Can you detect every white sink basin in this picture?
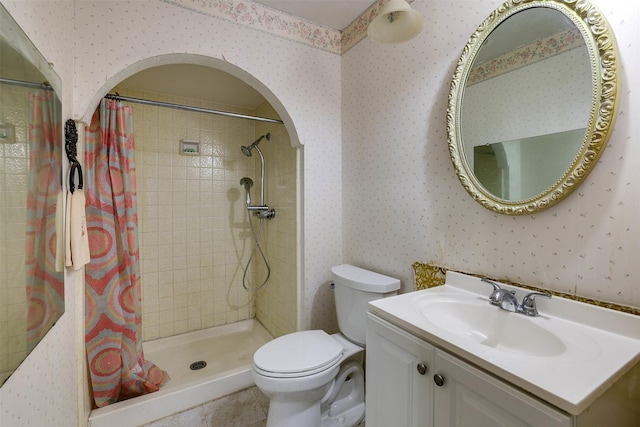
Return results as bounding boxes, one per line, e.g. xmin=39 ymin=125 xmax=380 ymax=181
xmin=413 ymin=293 xmax=565 ymax=357
xmin=368 ymin=271 xmax=640 ymax=415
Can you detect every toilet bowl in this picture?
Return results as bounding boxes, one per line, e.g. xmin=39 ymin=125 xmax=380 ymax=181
xmin=254 ymin=331 xmax=365 ymax=427
xmin=252 ymin=265 xmax=400 ymax=427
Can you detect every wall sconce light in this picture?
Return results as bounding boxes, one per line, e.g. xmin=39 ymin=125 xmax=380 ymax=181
xmin=367 ymin=0 xmax=424 ymax=44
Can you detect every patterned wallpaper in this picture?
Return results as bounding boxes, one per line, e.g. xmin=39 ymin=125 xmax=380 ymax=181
xmin=163 ymin=0 xmax=341 ymax=53
xmin=462 ymin=46 xmax=592 ymax=151
xmin=3 ymin=0 xmax=342 ymax=424
xmin=0 ymin=1 xmax=80 ymax=426
xmin=70 ymin=0 xmax=343 ymax=338
xmin=2 ymin=0 xmax=639 ymax=425
xmin=162 ymin=0 xmax=386 ymax=54
xmin=467 ymin=27 xmax=584 ymax=85
xmin=342 ymin=0 xmax=640 ymax=310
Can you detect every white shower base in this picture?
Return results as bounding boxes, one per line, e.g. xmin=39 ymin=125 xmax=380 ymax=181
xmin=88 ymin=319 xmax=272 ymax=427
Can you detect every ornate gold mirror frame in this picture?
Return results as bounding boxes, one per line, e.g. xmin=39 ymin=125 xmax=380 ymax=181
xmin=447 ymin=0 xmax=620 ymax=215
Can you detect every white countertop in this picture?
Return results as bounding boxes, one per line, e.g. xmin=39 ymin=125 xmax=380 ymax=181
xmin=368 ymin=271 xmax=640 ymax=415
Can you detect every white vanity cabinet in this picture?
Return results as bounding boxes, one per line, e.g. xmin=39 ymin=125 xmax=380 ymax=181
xmin=365 ymin=312 xmax=434 ymax=426
xmin=366 ymin=314 xmax=571 ymax=427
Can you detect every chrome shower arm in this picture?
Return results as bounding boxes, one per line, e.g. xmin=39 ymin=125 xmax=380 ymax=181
xmin=254 ymin=145 xmax=265 ymax=206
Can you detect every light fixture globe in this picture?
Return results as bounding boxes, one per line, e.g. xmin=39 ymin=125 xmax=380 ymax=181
xmin=367 ymin=0 xmax=424 ymax=44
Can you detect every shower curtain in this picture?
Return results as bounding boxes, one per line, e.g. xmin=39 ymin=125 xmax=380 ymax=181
xmin=84 ymin=98 xmax=169 ymax=407
xmin=25 ymin=90 xmax=64 ymax=352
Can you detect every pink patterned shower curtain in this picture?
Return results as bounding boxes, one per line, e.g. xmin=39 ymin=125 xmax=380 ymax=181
xmin=84 ymin=98 xmax=169 ymax=407
xmin=25 ymin=90 xmax=64 ymax=353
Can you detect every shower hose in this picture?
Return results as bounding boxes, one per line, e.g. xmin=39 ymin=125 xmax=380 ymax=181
xmin=242 ymin=214 xmax=271 ymax=292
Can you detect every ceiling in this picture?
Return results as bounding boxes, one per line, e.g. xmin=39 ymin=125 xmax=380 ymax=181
xmin=117 ymin=64 xmax=267 ymax=110
xmin=118 ymin=1 xmax=375 ymax=109
xmin=253 ymin=0 xmax=374 ymax=30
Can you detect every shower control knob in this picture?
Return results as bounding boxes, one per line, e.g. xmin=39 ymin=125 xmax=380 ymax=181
xmin=434 ymin=374 xmax=445 ymax=387
xmin=417 ymin=363 xmax=428 ymax=375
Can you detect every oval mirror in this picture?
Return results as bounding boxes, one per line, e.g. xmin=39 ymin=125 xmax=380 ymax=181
xmin=447 ymin=0 xmax=620 ymax=215
xmin=1 ymin=4 xmax=64 ymax=385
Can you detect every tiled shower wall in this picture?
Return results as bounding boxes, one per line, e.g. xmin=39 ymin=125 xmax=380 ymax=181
xmin=254 ymin=102 xmax=297 ymax=337
xmin=0 ymin=41 xmax=55 ymax=379
xmin=115 ymin=86 xmax=296 ymax=341
xmin=0 ymin=82 xmax=29 ymax=381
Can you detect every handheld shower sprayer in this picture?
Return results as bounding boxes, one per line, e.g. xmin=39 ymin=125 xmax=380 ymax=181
xmin=240 ymin=177 xmax=253 ymax=206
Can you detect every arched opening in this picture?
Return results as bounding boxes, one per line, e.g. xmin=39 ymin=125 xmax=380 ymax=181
xmin=84 ymin=55 xmax=300 ymax=420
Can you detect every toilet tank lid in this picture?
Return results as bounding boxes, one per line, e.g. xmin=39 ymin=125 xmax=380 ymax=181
xmin=331 ymin=264 xmax=400 ymax=292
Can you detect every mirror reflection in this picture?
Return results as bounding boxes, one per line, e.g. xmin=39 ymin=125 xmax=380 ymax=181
xmin=0 ymin=4 xmax=64 ymax=385
xmin=460 ymin=7 xmax=592 ymax=201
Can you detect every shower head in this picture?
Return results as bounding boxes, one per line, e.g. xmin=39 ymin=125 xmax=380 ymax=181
xmin=241 ymin=145 xmax=252 ymax=157
xmin=241 ymin=133 xmax=271 ymax=157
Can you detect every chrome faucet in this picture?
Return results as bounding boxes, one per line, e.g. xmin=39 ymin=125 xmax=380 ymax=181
xmin=520 ymin=292 xmax=552 ymax=317
xmin=481 ymin=278 xmax=551 ymax=317
xmin=481 ymin=278 xmax=515 ymax=308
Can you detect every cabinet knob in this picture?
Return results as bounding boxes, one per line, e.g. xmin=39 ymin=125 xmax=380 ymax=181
xmin=416 ymin=363 xmax=428 ymax=375
xmin=434 ymin=374 xmax=445 ymax=386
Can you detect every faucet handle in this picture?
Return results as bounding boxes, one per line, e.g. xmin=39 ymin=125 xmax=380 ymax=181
xmin=481 ymin=278 xmax=501 ymax=292
xmin=521 ymin=292 xmax=552 ymax=316
xmin=481 ymin=279 xmax=515 ymax=307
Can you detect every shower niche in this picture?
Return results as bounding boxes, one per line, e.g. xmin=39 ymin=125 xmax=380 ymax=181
xmin=179 ymin=139 xmax=200 ymax=155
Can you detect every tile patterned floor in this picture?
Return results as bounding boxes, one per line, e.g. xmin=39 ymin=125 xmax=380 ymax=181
xmin=141 ymin=387 xmax=269 ymax=427
xmin=141 ymin=386 xmax=366 ymax=427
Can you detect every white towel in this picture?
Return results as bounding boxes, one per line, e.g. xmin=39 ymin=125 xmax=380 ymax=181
xmin=70 ymin=188 xmax=90 ymax=269
xmin=54 ymin=190 xmax=65 ymax=272
xmin=65 ymin=190 xmax=72 ymax=268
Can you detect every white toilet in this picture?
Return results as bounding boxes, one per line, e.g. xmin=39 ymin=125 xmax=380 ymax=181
xmin=252 ymin=264 xmax=400 ymax=427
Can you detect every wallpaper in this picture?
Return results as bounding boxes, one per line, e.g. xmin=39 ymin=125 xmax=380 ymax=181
xmin=0 ymin=1 xmax=80 ymax=426
xmin=162 ymin=0 xmax=342 ymax=54
xmin=1 ymin=0 xmax=638 ymax=425
xmin=467 ymin=27 xmax=585 ymax=85
xmin=70 ymin=0 xmax=342 ymax=340
xmin=462 ymin=46 xmax=592 ymax=152
xmin=342 ymin=0 xmax=639 ymax=309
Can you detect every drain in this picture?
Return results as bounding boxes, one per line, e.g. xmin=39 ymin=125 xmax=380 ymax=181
xmin=190 ymin=360 xmax=207 ymax=370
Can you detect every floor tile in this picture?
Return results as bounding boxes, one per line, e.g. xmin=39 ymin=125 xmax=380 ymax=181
xmin=202 ymin=387 xmax=267 ymax=427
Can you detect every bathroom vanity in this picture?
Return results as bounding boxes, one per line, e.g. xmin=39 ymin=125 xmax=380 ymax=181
xmin=365 ymin=272 xmax=640 ymax=426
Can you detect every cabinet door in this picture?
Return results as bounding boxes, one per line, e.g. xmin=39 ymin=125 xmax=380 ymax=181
xmin=366 ymin=314 xmax=434 ymax=427
xmin=433 ymin=350 xmax=571 ymax=427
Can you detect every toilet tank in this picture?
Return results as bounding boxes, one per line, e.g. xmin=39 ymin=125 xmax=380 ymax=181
xmin=331 ymin=264 xmax=400 ymax=346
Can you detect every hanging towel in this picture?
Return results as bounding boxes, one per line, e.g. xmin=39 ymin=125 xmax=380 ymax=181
xmin=54 ymin=190 xmax=65 ymax=272
xmin=65 ymin=189 xmax=72 ymax=268
xmin=70 ymin=188 xmax=90 ymax=269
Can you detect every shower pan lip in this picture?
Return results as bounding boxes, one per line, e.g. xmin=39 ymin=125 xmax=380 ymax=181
xmin=88 ymin=319 xmax=273 ymax=427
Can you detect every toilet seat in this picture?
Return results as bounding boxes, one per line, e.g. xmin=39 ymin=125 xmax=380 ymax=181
xmin=254 ymin=330 xmax=344 ymax=378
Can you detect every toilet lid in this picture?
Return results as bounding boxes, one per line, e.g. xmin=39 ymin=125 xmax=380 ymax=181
xmin=253 ymin=330 xmax=344 ymax=377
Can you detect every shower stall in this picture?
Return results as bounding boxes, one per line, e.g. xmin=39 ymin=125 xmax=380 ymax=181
xmin=89 ymin=76 xmax=299 ymax=424
xmin=113 ymin=88 xmax=298 ymax=342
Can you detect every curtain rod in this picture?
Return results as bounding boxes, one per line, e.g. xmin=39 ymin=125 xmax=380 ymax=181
xmin=104 ymin=93 xmax=284 ymax=125
xmin=0 ymin=77 xmax=53 ymax=91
